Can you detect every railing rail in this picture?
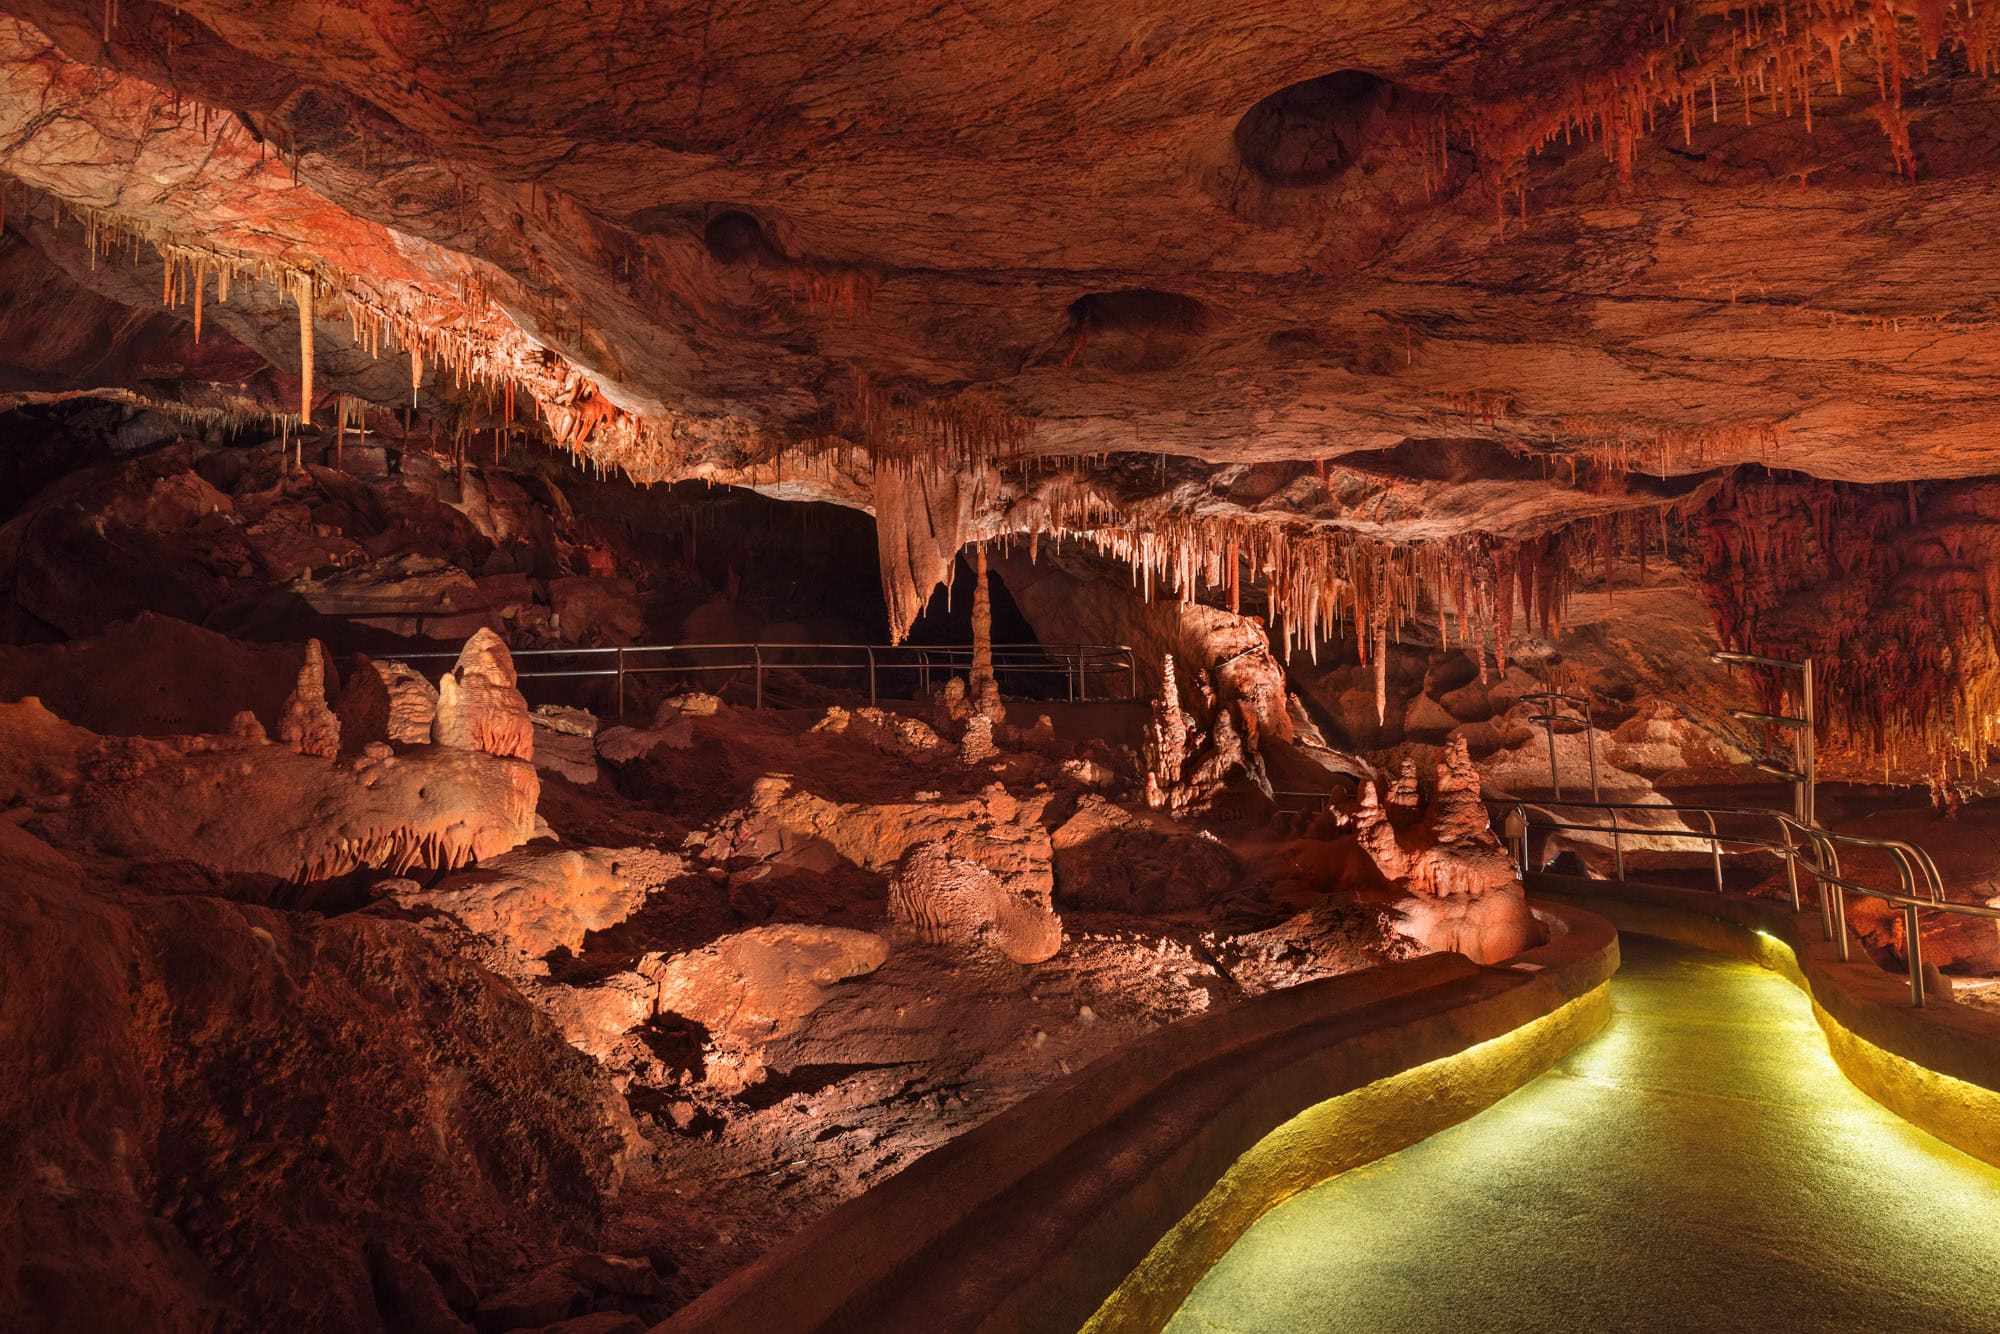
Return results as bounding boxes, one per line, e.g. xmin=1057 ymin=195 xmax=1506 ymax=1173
xmin=1494 ymin=794 xmax=1998 ymax=1009
xmin=391 ymin=640 xmax=1139 ymax=713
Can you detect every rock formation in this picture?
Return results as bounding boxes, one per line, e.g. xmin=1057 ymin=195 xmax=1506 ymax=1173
xmin=337 ymin=655 xmax=442 ymax=747
xmin=0 ymin=822 xmax=629 ymax=1332
xmin=1142 ymin=653 xmax=1274 ymax=816
xmin=434 ymin=628 xmax=535 ymax=763
xmin=1 ymin=691 xmax=539 ymax=885
xmin=396 ymin=845 xmax=675 ymax=965
xmin=277 ymin=637 xmax=341 ymax=758
xmin=1355 ymin=736 xmax=1538 ymax=964
xmin=1050 ymin=795 xmax=1239 ymax=914
xmin=639 ymin=925 xmax=891 ymax=1092
xmin=14 ymin=1 xmax=2000 ymax=1322
xmin=886 ymin=839 xmax=1064 ymax=964
xmin=531 ymin=705 xmax=603 ymax=785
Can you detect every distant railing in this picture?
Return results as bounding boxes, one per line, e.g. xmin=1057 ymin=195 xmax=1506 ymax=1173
xmin=393 ymin=640 xmax=1139 ymax=714
xmin=1498 ymin=795 xmax=2000 ymax=1009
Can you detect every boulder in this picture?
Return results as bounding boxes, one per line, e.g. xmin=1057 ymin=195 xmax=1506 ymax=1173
xmin=706 ymin=778 xmax=1055 ymax=908
xmin=546 ymin=576 xmax=644 ymax=646
xmin=638 ymin=924 xmax=889 ymax=1090
xmin=533 ymin=729 xmax=600 ymax=785
xmin=395 ymin=846 xmax=678 ymax=965
xmin=886 ymin=840 xmax=1064 ymax=964
xmin=594 ymin=702 xmax=694 ymax=765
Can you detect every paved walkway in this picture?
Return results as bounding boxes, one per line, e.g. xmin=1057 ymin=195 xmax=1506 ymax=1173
xmin=1168 ymin=937 xmax=2000 ymax=1333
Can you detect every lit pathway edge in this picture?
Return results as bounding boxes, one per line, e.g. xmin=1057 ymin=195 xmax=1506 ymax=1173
xmin=1528 ymin=872 xmax=2000 ymax=1169
xmin=658 ymin=903 xmax=1618 ymax=1334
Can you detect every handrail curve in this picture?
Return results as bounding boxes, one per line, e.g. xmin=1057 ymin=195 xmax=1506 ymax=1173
xmin=1493 ymin=794 xmax=1997 ymax=1009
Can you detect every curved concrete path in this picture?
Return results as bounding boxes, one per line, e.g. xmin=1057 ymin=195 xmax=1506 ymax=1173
xmin=1168 ymin=937 xmax=2000 ymax=1333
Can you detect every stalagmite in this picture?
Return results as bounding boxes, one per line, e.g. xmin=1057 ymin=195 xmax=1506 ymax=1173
xmin=278 ymin=640 xmax=341 ymax=759
xmin=969 ymin=542 xmax=995 ymax=704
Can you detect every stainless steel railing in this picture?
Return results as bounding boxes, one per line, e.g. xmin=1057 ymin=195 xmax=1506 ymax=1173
xmin=392 ymin=640 xmax=1139 ymax=714
xmin=1495 ymin=795 xmax=2000 ymax=1008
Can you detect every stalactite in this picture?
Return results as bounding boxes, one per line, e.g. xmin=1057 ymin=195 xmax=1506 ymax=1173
xmin=1464 ymin=0 xmax=2000 ymax=198
xmin=16 ymin=183 xmax=714 ymax=486
xmin=1691 ymin=469 xmax=2000 ymax=786
xmin=1015 ymin=474 xmax=1590 ymax=677
xmin=293 ymin=270 xmax=315 ymax=430
xmin=841 ymin=373 xmax=1034 ymax=471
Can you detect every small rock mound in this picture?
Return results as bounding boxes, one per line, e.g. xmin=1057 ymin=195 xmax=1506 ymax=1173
xmin=887 ymin=840 xmax=1063 ymax=964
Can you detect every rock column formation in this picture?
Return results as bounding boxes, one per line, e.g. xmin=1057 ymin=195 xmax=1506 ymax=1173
xmin=1356 ymin=737 xmax=1537 ymax=964
xmin=433 ymin=628 xmax=535 ymax=762
xmin=277 ymin=639 xmax=341 ymax=758
xmin=970 ymin=543 xmax=1006 ymax=723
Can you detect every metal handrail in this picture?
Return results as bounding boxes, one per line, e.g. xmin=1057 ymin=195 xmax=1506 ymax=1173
xmin=1521 ymin=688 xmax=1599 ymax=801
xmin=1493 ymin=794 xmax=1985 ymax=1008
xmin=391 ymin=640 xmax=1140 ymax=713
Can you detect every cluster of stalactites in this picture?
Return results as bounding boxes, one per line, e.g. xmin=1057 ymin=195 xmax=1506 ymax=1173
xmin=31 ymin=188 xmax=702 ymax=482
xmin=1451 ymin=0 xmax=2000 ymax=223
xmin=1004 ymin=479 xmax=1589 ymax=716
xmin=843 ymin=374 xmax=1035 ymax=474
xmin=1691 ymin=472 xmax=2000 ymax=785
xmin=1556 ymin=415 xmax=1786 ymax=478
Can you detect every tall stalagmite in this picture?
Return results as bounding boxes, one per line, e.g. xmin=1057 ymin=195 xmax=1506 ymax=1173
xmin=970 ymin=543 xmax=994 ymax=701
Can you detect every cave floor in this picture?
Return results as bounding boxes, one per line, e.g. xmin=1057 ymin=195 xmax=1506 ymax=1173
xmin=1167 ymin=936 xmax=2000 ymax=1333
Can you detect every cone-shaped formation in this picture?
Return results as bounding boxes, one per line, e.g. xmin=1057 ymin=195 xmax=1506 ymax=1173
xmin=277 ymin=639 xmax=340 ymax=759
xmin=432 ymin=629 xmax=534 ymax=762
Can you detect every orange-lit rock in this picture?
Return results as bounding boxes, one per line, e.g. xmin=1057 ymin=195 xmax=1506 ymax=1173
xmin=434 ymin=628 xmax=535 ymax=763
xmin=886 ymin=839 xmax=1063 ymax=964
xmin=277 ymin=638 xmax=342 ymax=757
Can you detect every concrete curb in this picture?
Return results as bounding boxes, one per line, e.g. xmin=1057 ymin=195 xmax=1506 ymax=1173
xmin=660 ymin=900 xmax=1620 ymax=1334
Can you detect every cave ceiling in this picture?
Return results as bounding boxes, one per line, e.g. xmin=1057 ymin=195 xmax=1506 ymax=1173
xmin=4 ymin=0 xmax=2000 ymax=546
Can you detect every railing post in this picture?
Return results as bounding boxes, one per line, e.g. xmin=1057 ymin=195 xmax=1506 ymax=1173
xmin=1069 ymin=647 xmax=1079 ymax=703
xmin=1802 ymin=658 xmax=1817 ymax=829
xmin=1128 ymin=650 xmax=1136 ymax=701
xmin=1514 ymin=804 xmax=1530 ymax=879
xmin=1905 ymin=903 xmax=1926 ymax=1008
xmin=754 ymin=645 xmax=763 ymax=710
xmin=1545 ymin=719 xmax=1562 ymax=800
xmin=867 ymin=646 xmax=877 ymax=708
xmin=1704 ymin=809 xmax=1724 ymax=893
xmin=1584 ymin=714 xmax=1600 ymax=802
xmin=1832 ymin=885 xmax=1851 ymax=961
xmin=1813 ymin=833 xmax=1842 ymax=941
xmin=1780 ymin=821 xmax=1800 ymax=913
xmin=1609 ymin=807 xmax=1624 ymax=881
xmin=615 ymin=646 xmax=626 ymax=719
